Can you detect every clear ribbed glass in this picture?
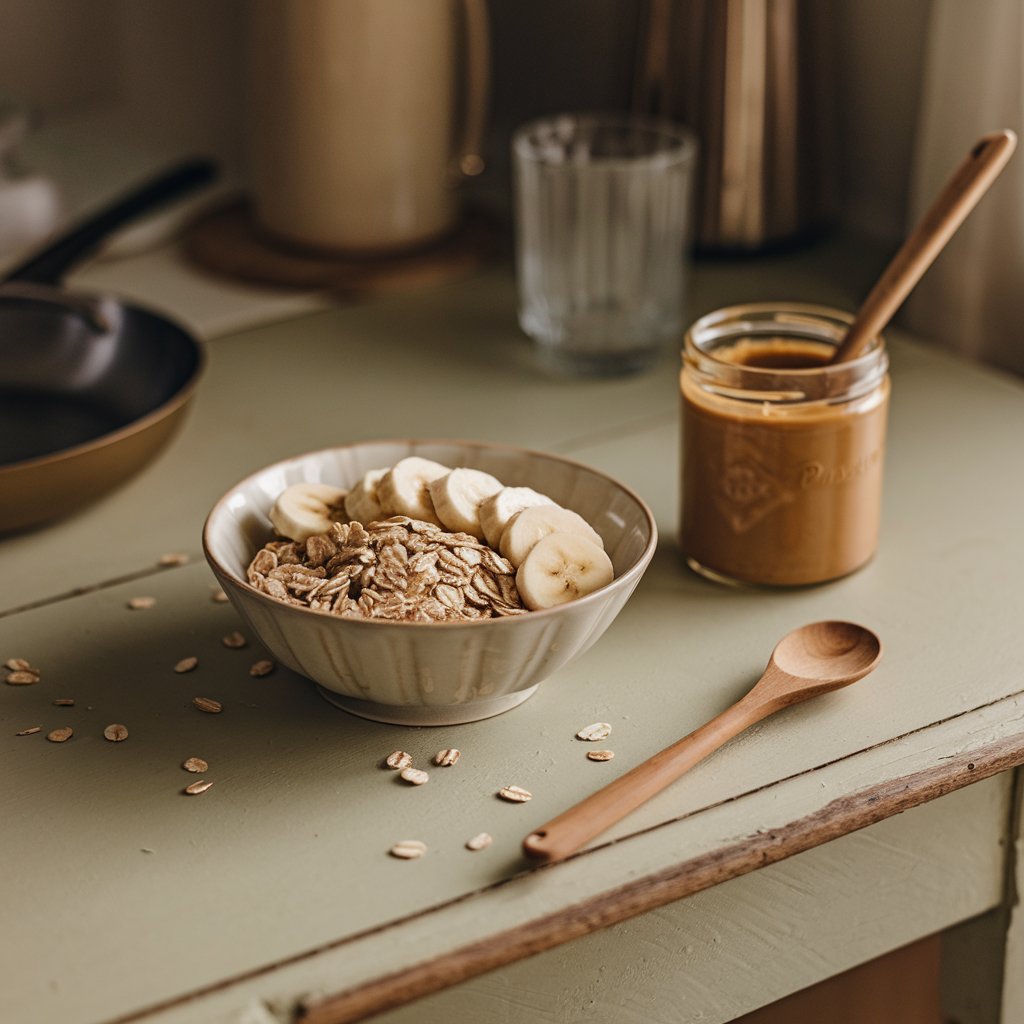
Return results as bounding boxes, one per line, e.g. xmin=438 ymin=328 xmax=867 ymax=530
xmin=513 ymin=115 xmax=698 ymax=376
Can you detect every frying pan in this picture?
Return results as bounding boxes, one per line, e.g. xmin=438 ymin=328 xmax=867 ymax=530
xmin=0 ymin=159 xmax=214 ymax=533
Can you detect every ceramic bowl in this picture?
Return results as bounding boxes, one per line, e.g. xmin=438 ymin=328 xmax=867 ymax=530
xmin=203 ymin=440 xmax=657 ymax=726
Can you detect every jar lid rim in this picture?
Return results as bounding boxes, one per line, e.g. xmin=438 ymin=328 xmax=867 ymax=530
xmin=684 ymin=302 xmax=886 ymax=375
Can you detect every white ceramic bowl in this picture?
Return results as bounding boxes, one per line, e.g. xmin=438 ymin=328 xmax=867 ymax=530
xmin=203 ymin=440 xmax=657 ymax=726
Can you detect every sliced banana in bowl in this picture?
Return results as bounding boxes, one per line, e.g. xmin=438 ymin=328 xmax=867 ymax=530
xmin=269 ymin=482 xmax=348 ymax=543
xmin=516 ymin=534 xmax=615 ymax=610
xmin=428 ymin=467 xmax=503 ymax=539
xmin=377 ymin=456 xmax=450 ymax=525
xmin=344 ymin=467 xmax=388 ymax=525
xmin=479 ymin=486 xmax=556 ymax=549
xmin=499 ymin=504 xmax=605 ymax=568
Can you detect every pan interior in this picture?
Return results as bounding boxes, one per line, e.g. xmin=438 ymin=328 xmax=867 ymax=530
xmin=0 ymin=303 xmax=200 ymax=466
xmin=0 ymin=390 xmax=127 ymax=463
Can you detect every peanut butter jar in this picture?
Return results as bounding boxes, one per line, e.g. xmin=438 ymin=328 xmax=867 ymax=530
xmin=680 ymin=303 xmax=890 ymax=586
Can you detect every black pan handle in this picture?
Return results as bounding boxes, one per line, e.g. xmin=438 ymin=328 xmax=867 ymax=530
xmin=3 ymin=157 xmax=216 ymax=286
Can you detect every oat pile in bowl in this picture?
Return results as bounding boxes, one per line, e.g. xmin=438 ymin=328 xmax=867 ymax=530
xmin=248 ymin=517 xmax=524 ymax=623
xmin=246 ymin=455 xmax=614 ymax=619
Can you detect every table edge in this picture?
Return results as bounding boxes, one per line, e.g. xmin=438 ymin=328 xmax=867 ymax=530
xmin=106 ymin=690 xmax=1024 ymax=1024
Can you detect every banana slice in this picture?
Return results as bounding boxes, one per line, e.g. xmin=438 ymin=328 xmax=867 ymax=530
xmin=270 ymin=482 xmax=348 ymax=542
xmin=428 ymin=468 xmax=503 ymax=539
xmin=376 ymin=456 xmax=451 ymax=525
xmin=344 ymin=467 xmax=388 ymax=524
xmin=516 ymin=533 xmax=614 ymax=610
xmin=479 ymin=487 xmax=556 ymax=549
xmin=499 ymin=505 xmax=604 ymax=568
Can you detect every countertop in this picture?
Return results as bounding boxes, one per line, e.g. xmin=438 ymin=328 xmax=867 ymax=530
xmin=3 ymin=234 xmax=1024 ymax=1024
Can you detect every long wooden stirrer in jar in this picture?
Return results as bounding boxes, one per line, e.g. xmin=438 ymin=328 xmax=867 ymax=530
xmin=831 ymin=129 xmax=1016 ymax=365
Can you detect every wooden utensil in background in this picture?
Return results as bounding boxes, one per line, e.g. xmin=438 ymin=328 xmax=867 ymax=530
xmin=522 ymin=621 xmax=882 ymax=864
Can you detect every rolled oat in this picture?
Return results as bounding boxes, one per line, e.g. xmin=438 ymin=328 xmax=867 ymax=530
xmin=576 ymin=722 xmax=612 ymax=742
xmin=6 ymin=670 xmax=39 ymax=685
xmin=390 ymin=840 xmax=427 ymax=859
xmin=400 ymin=767 xmax=429 ymax=786
xmin=498 ymin=785 xmax=532 ymax=803
xmin=465 ymin=832 xmax=493 ymax=851
xmin=158 ymin=553 xmax=189 ymax=567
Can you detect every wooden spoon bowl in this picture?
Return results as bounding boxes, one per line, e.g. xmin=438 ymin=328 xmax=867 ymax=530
xmin=771 ymin=620 xmax=882 ymax=689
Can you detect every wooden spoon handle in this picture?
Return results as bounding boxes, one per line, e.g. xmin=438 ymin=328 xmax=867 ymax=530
xmin=832 ymin=130 xmax=1016 ymax=364
xmin=522 ymin=693 xmax=774 ymax=864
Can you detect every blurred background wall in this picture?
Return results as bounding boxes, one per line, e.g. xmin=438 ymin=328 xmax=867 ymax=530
xmin=0 ymin=0 xmax=929 ymax=244
xmin=2 ymin=0 xmax=1019 ymax=373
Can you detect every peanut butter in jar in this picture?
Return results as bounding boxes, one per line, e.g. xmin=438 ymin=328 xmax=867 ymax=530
xmin=680 ymin=304 xmax=890 ymax=586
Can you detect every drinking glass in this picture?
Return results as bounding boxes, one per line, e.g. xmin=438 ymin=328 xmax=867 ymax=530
xmin=513 ymin=114 xmax=697 ymax=376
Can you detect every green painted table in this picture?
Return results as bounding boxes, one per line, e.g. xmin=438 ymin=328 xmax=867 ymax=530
xmin=3 ymin=238 xmax=1023 ymax=1024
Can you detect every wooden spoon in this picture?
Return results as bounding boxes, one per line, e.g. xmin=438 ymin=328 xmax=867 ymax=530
xmin=831 ymin=129 xmax=1016 ymax=364
xmin=522 ymin=621 xmax=882 ymax=864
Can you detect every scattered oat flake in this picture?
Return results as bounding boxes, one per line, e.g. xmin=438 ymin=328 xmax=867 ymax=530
xmin=5 ymin=657 xmax=33 ymax=671
xmin=576 ymin=722 xmax=612 ymax=742
xmin=210 ymin=588 xmax=229 ymax=603
xmin=183 ymin=757 xmax=209 ymax=773
xmin=104 ymin=723 xmax=129 ymax=742
xmin=184 ymin=780 xmax=214 ymax=795
xmin=52 ymin=698 xmax=75 ymax=706
xmin=174 ymin=657 xmax=199 ymax=673
xmin=400 ymin=767 xmax=429 ymax=786
xmin=221 ymin=631 xmax=247 ymax=649
xmin=193 ymin=697 xmax=222 ymax=714
xmin=5 ymin=670 xmax=39 ymax=685
xmin=587 ymin=750 xmax=615 ymax=762
xmin=158 ymin=552 xmax=189 ymax=567
xmin=47 ymin=727 xmax=73 ymax=743
xmin=16 ymin=726 xmax=41 ymax=736
xmin=466 ymin=832 xmax=493 ymax=851
xmin=385 ymin=750 xmax=413 ymax=770
xmin=249 ymin=659 xmax=275 ymax=677
xmin=127 ymin=596 xmax=156 ymax=610
xmin=390 ymin=840 xmax=427 ymax=860
xmin=434 ymin=748 xmax=461 ymax=767
xmin=498 ymin=785 xmax=532 ymax=803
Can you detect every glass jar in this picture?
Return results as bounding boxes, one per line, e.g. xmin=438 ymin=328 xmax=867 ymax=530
xmin=680 ymin=303 xmax=890 ymax=586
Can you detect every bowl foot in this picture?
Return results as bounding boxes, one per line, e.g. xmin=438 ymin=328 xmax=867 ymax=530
xmin=315 ymin=685 xmax=539 ymax=726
